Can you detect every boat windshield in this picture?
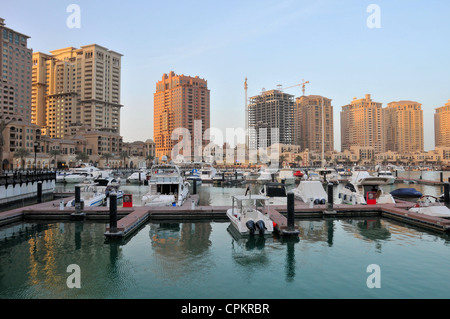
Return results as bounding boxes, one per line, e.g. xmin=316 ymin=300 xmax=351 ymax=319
xmin=265 ymin=185 xmax=286 ymax=197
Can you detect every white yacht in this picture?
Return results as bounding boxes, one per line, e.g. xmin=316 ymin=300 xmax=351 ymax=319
xmin=199 ymin=163 xmax=217 ymax=183
xmin=226 ymin=194 xmax=274 ymax=237
xmin=256 ymin=169 xmax=273 ymax=183
xmin=374 ymin=169 xmax=396 ymax=185
xmin=276 ymin=168 xmax=296 ymax=185
xmin=186 ymin=168 xmax=202 ymax=185
xmin=338 ymin=170 xmax=395 ymax=205
xmin=292 ymin=181 xmax=327 ymax=204
xmin=408 ymin=195 xmax=450 ymax=217
xmin=66 ymin=182 xmax=106 ymax=207
xmin=141 ymin=164 xmax=190 ymax=207
xmin=315 ymin=168 xmax=340 ymax=185
xmin=127 ymin=170 xmax=147 ymax=184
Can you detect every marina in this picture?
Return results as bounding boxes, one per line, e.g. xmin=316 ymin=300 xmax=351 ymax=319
xmin=1 ymin=167 xmax=450 ymax=299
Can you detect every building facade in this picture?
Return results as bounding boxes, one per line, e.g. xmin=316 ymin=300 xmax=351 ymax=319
xmin=153 ymin=71 xmax=210 ymax=161
xmin=0 ymin=18 xmax=33 ymax=123
xmin=31 ymin=44 xmax=123 ymax=138
xmin=294 ymin=95 xmax=334 ymax=152
xmin=435 ymin=100 xmax=450 ymax=148
xmin=340 ymin=94 xmax=383 ymax=153
xmin=248 ymin=89 xmax=294 ymax=149
xmin=383 ymin=100 xmax=423 ymax=153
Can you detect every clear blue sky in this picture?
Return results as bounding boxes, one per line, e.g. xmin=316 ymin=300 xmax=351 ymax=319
xmin=3 ymin=0 xmax=450 ymax=151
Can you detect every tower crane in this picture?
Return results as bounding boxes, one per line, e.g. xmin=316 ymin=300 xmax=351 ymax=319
xmin=277 ymin=79 xmax=310 ymax=96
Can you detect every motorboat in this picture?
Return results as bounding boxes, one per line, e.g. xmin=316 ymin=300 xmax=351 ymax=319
xmin=199 ymin=163 xmax=217 ymax=183
xmin=256 ymin=169 xmax=273 ymax=183
xmin=127 ymin=170 xmax=147 ymax=184
xmin=304 ymin=171 xmax=321 ymax=182
xmin=186 ymin=168 xmax=202 ymax=185
xmin=338 ymin=170 xmax=395 ymax=205
xmin=374 ymin=168 xmax=396 ymax=185
xmin=259 ymin=182 xmax=287 ymax=205
xmin=141 ymin=164 xmax=190 ymax=207
xmin=62 ymin=172 xmax=87 ymax=184
xmin=390 ymin=188 xmax=422 ymax=200
xmin=315 ymin=168 xmax=340 ymax=185
xmin=277 ymin=168 xmax=295 ymax=185
xmin=66 ymin=182 xmax=106 ymax=207
xmin=292 ymin=180 xmax=327 ymax=204
xmin=226 ymin=193 xmax=274 ymax=237
xmin=293 ymin=170 xmax=304 ymax=178
xmin=408 ymin=195 xmax=450 ymax=218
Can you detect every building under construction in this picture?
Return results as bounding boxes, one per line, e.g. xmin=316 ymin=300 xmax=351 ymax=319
xmin=248 ymin=89 xmax=294 ymax=149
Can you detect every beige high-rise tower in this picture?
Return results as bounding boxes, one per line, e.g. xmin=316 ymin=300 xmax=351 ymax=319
xmin=32 ymin=44 xmax=123 ymax=138
xmin=0 ymin=18 xmax=33 ymax=123
xmin=294 ymin=95 xmax=334 ymax=152
xmin=153 ymin=71 xmax=210 ymax=161
xmin=384 ymin=101 xmax=424 ymax=153
xmin=340 ymin=94 xmax=383 ymax=153
xmin=435 ymin=100 xmax=450 ymax=148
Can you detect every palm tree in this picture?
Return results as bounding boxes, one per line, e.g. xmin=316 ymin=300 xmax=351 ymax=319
xmin=101 ymin=153 xmax=113 ymax=168
xmin=75 ymin=152 xmax=90 ymax=163
xmin=295 ymin=155 xmax=302 ymax=167
xmin=145 ymin=154 xmax=154 ymax=168
xmin=49 ymin=149 xmax=61 ymax=169
xmin=14 ymin=148 xmax=30 ymax=170
xmin=0 ymin=117 xmax=14 ymax=175
xmin=120 ymin=151 xmax=129 ymax=168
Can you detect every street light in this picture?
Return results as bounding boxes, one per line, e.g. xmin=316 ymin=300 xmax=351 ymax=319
xmin=34 ymin=141 xmax=39 ymax=173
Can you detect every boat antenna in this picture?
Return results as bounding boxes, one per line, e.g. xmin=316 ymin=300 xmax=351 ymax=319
xmin=245 ymin=185 xmax=250 ymax=197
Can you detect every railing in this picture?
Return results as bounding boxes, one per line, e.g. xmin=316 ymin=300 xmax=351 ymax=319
xmin=0 ymin=170 xmax=57 ymax=188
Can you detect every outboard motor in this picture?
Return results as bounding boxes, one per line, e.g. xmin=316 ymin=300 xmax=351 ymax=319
xmin=314 ymin=198 xmax=321 ymax=205
xmin=320 ymin=198 xmax=326 ymax=205
xmin=256 ymin=220 xmax=266 ymax=236
xmin=246 ymin=219 xmax=256 ymax=235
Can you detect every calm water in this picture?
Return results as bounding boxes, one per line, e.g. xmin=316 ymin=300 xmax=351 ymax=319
xmin=1 ymin=170 xmax=449 ymax=299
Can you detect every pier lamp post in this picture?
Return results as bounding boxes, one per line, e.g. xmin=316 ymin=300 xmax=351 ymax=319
xmin=34 ymin=141 xmax=39 ymax=173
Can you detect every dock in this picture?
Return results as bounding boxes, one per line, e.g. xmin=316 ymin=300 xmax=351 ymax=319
xmin=1 ymin=194 xmax=450 ymax=240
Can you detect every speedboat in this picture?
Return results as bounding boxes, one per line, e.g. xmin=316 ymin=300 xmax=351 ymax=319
xmin=315 ymin=168 xmax=340 ymax=185
xmin=374 ymin=169 xmax=396 ymax=185
xmin=66 ymin=182 xmax=106 ymax=207
xmin=186 ymin=168 xmax=202 ymax=185
xmin=259 ymin=182 xmax=287 ymax=205
xmin=141 ymin=164 xmax=190 ymax=207
xmin=127 ymin=170 xmax=147 ymax=184
xmin=338 ymin=170 xmax=395 ymax=205
xmin=277 ymin=168 xmax=295 ymax=185
xmin=292 ymin=180 xmax=327 ymax=204
xmin=199 ymin=163 xmax=217 ymax=183
xmin=226 ymin=193 xmax=274 ymax=237
xmin=408 ymin=195 xmax=450 ymax=218
xmin=257 ymin=169 xmax=273 ymax=183
xmin=63 ymin=172 xmax=87 ymax=184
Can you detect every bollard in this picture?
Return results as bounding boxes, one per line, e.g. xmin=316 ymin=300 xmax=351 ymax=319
xmin=37 ymin=181 xmax=42 ymax=204
xmin=271 ymin=174 xmax=275 ymax=182
xmin=287 ymin=192 xmax=295 ymax=231
xmin=445 ymin=183 xmax=450 ymax=205
xmin=440 ymin=172 xmax=443 ymax=183
xmin=327 ymin=183 xmax=333 ymax=211
xmin=75 ymin=186 xmax=81 ymax=214
xmin=193 ymin=179 xmax=197 ymax=195
xmin=109 ymin=193 xmax=118 ymax=233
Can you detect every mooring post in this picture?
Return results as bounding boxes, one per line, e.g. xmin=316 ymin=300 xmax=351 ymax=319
xmin=444 ymin=183 xmax=450 ymax=205
xmin=37 ymin=181 xmax=42 ymax=204
xmin=271 ymin=173 xmax=275 ymax=182
xmin=193 ymin=179 xmax=197 ymax=195
xmin=287 ymin=192 xmax=295 ymax=231
xmin=327 ymin=182 xmax=333 ymax=210
xmin=109 ymin=193 xmax=118 ymax=233
xmin=75 ymin=186 xmax=81 ymax=214
xmin=440 ymin=172 xmax=444 ymax=183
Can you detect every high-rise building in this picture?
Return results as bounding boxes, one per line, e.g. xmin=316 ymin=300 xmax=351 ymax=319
xmin=31 ymin=44 xmax=123 ymax=138
xmin=294 ymin=95 xmax=334 ymax=152
xmin=435 ymin=99 xmax=450 ymax=148
xmin=153 ymin=71 xmax=210 ymax=160
xmin=248 ymin=89 xmax=294 ymax=149
xmin=0 ymin=18 xmax=33 ymax=122
xmin=384 ymin=100 xmax=423 ymax=153
xmin=340 ymin=94 xmax=383 ymax=153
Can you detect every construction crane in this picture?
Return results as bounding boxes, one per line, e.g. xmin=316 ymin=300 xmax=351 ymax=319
xmin=277 ymin=79 xmax=310 ymax=96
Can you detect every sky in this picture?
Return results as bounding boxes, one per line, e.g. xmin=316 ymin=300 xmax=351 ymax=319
xmin=2 ymin=0 xmax=450 ymax=151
